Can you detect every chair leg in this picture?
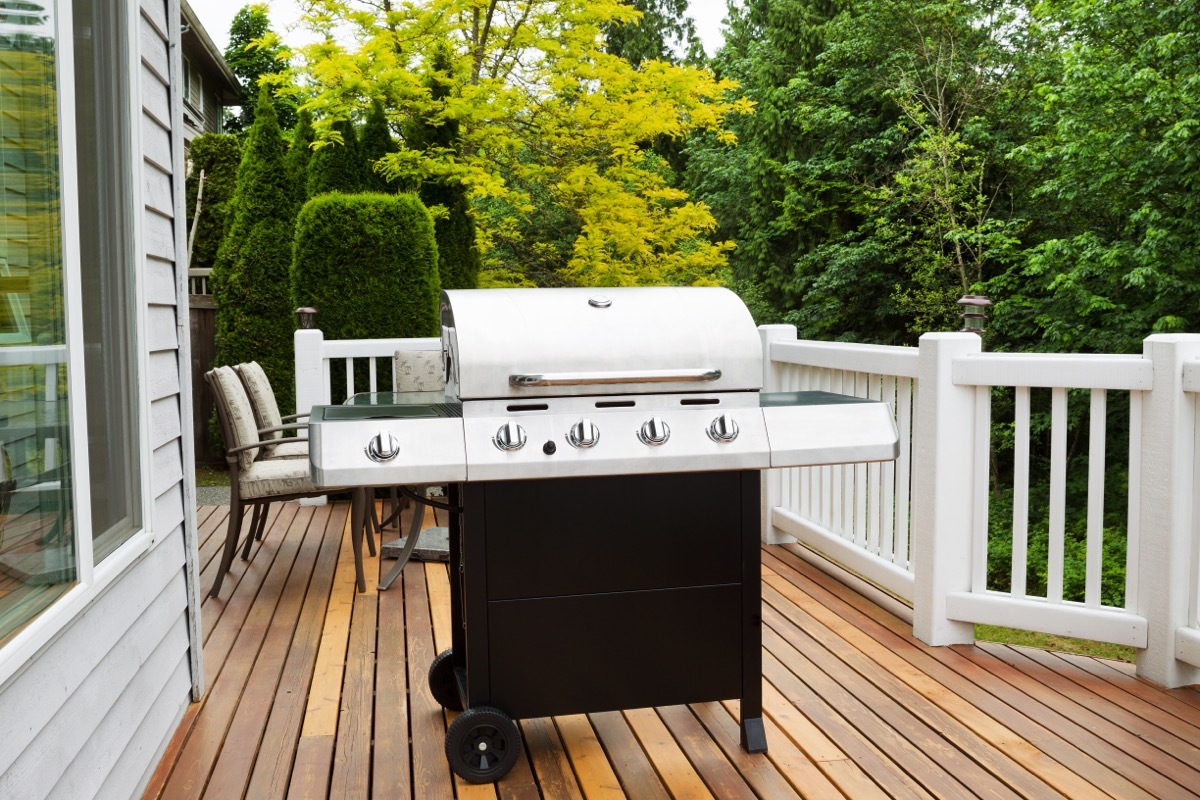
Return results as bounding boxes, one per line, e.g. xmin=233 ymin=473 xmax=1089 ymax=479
xmin=254 ymin=501 xmax=271 ymax=540
xmin=242 ymin=502 xmax=267 ymax=560
xmin=350 ymin=489 xmax=367 ymax=593
xmin=364 ymin=496 xmax=377 ymax=557
xmin=211 ymin=494 xmax=245 ymax=598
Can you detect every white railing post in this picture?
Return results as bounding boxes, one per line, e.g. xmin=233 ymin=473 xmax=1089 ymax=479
xmin=294 ymin=326 xmax=327 ymax=418
xmin=295 ymin=325 xmax=328 ymax=507
xmin=1136 ymin=335 xmax=1200 ymax=687
xmin=911 ymin=332 xmax=981 ymax=645
xmin=759 ymin=324 xmax=798 ymax=544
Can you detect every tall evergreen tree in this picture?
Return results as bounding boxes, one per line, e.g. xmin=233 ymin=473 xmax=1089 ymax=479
xmin=306 ymin=118 xmax=366 ymax=196
xmin=285 ymin=109 xmax=315 ymax=213
xmin=211 ymin=86 xmax=298 ymax=414
xmin=409 ymin=46 xmax=480 ymax=290
xmin=360 ymin=100 xmax=399 ymax=194
xmin=185 ymin=133 xmax=240 ymax=268
xmin=223 ymin=4 xmax=295 ymax=132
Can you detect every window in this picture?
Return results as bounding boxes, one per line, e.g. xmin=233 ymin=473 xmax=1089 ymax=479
xmin=0 ymin=0 xmax=142 ymax=646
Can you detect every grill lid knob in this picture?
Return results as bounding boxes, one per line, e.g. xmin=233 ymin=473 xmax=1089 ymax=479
xmin=493 ymin=421 xmax=528 ymax=452
xmin=567 ymin=418 xmax=600 ymax=449
xmin=366 ymin=431 xmax=401 ymax=462
xmin=708 ymin=413 xmax=740 ymax=444
xmin=638 ymin=417 xmax=671 ymax=446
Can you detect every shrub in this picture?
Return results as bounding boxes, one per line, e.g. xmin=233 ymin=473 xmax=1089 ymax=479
xmin=306 ymin=118 xmax=366 ymax=197
xmin=185 ymin=133 xmax=240 ymax=268
xmin=212 ymin=87 xmax=297 ymax=415
xmin=292 ymin=192 xmax=441 ymax=346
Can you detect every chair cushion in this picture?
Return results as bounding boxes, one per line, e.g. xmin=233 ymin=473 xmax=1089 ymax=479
xmin=213 ymin=366 xmax=260 ymax=472
xmin=239 ymin=457 xmax=321 ymax=500
xmin=268 ymin=440 xmax=309 ymax=459
xmin=236 ymin=362 xmax=286 ymax=456
xmin=394 ymin=349 xmax=444 ymax=392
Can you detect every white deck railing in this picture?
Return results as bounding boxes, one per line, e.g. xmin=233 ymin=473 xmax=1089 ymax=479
xmin=295 ymin=325 xmax=1200 ymax=689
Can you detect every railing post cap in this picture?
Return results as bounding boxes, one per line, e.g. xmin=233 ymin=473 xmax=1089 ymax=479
xmin=295 ymin=307 xmax=318 ymax=330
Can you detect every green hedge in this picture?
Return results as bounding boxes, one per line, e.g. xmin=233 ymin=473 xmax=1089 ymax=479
xmin=212 ymin=88 xmax=297 ymax=415
xmin=292 ymin=192 xmax=441 ymax=345
xmin=185 ymin=133 xmax=240 ymax=268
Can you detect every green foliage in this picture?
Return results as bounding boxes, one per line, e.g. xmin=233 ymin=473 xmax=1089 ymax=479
xmin=211 ymin=87 xmax=298 ymax=415
xmin=291 ymin=193 xmax=441 ymax=344
xmin=986 ymin=0 xmax=1200 ymax=354
xmin=185 ymin=133 xmax=241 ymax=268
xmin=288 ymin=0 xmax=749 ymax=288
xmin=361 ymin=100 xmax=399 ymax=194
xmin=284 ymin=109 xmax=315 ymax=214
xmin=306 ymin=118 xmax=366 ymax=197
xmin=223 ymin=4 xmax=295 ymax=132
xmin=409 ymin=46 xmax=479 ymax=289
xmin=605 ymin=0 xmax=706 ymax=67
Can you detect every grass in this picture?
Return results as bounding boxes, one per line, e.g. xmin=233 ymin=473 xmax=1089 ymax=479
xmin=976 ymin=624 xmax=1135 ymax=662
xmin=195 ymin=464 xmax=230 ymax=487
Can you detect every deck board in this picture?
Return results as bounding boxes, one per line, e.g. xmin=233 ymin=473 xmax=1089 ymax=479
xmin=145 ymin=501 xmax=1200 ymax=799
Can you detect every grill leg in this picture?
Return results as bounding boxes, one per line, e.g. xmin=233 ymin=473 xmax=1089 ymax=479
xmin=740 ymin=716 xmax=767 ymax=754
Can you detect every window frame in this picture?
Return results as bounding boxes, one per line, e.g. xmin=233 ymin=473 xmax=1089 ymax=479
xmin=0 ymin=0 xmax=153 ymax=688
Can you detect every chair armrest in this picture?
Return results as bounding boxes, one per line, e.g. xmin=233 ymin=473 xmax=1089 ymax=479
xmin=258 ymin=422 xmax=308 ymax=436
xmin=226 ymin=436 xmax=309 ymax=456
xmin=280 ymin=413 xmax=310 ymax=422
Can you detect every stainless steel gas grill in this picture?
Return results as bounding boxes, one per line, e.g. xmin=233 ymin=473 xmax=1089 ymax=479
xmin=308 ymin=286 xmax=899 ymax=784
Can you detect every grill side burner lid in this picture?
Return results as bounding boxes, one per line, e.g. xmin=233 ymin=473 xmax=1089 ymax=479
xmin=441 ymin=287 xmax=763 ymax=400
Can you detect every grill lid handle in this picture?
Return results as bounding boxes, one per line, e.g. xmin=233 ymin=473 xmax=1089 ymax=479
xmin=509 ymin=368 xmax=722 ymax=388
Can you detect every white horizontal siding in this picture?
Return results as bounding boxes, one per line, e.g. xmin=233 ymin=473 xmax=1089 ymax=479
xmin=0 ymin=3 xmax=199 ymax=799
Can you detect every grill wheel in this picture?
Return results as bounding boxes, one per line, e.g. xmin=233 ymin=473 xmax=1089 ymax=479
xmin=428 ymin=649 xmax=464 ymax=711
xmin=445 ymin=706 xmax=522 ymax=783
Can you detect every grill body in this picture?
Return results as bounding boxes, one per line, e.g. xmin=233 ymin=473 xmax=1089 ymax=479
xmin=450 ymin=472 xmax=762 ymax=734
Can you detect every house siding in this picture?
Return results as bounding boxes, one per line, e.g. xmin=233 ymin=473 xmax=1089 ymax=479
xmin=0 ymin=0 xmax=199 ymax=797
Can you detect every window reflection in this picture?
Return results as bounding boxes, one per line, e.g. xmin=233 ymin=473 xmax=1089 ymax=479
xmin=0 ymin=0 xmax=76 ymax=644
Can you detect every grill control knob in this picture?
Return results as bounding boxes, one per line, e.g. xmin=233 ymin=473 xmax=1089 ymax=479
xmin=707 ymin=413 xmax=740 ymax=444
xmin=493 ymin=421 xmax=527 ymax=452
xmin=567 ymin=418 xmax=600 ymax=449
xmin=366 ymin=431 xmax=400 ymax=462
xmin=638 ymin=417 xmax=671 ymax=446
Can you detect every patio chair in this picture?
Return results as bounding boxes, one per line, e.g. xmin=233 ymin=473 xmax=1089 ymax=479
xmin=234 ymin=361 xmax=378 ymax=559
xmin=205 ymin=366 xmax=369 ymax=597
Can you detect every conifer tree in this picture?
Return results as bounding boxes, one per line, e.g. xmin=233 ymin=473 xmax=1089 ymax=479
xmin=306 ymin=118 xmax=366 ymax=196
xmin=285 ymin=109 xmax=314 ymax=213
xmin=223 ymin=4 xmax=295 ymax=132
xmin=211 ymin=86 xmax=297 ymax=414
xmin=185 ymin=133 xmax=240 ymax=268
xmin=409 ymin=47 xmax=479 ymax=290
xmin=360 ymin=100 xmax=399 ymax=194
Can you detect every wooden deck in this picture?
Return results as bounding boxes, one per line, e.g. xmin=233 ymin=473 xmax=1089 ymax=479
xmin=144 ymin=500 xmax=1200 ymax=799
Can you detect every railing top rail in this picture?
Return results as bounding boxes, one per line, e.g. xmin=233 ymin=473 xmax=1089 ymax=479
xmin=770 ymin=339 xmax=920 ymax=378
xmin=953 ymin=352 xmax=1152 ymax=391
xmin=317 ymin=336 xmax=441 ymax=358
xmin=0 ymin=343 xmax=67 ymax=366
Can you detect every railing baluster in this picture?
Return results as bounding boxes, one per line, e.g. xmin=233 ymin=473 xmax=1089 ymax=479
xmin=1085 ymin=389 xmax=1107 ymax=607
xmin=895 ymin=376 xmax=913 ymax=570
xmin=1013 ymin=387 xmax=1031 ymax=598
xmin=369 ymin=358 xmax=378 ymax=393
xmin=1126 ymin=391 xmax=1142 ymax=613
xmin=1048 ymin=387 xmax=1068 ymax=603
xmin=972 ymin=385 xmax=991 ymax=593
xmin=881 ymin=374 xmax=897 ymax=564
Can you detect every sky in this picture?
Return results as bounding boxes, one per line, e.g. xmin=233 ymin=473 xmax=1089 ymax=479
xmin=192 ymin=0 xmax=728 ymax=59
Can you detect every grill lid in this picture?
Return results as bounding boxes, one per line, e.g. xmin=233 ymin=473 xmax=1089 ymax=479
xmin=442 ymin=287 xmax=763 ymax=400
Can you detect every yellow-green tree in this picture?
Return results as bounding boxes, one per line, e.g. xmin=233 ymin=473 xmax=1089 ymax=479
xmin=272 ymin=0 xmax=751 ymax=287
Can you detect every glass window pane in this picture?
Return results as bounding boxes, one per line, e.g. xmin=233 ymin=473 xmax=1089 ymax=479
xmin=73 ymin=0 xmax=139 ymax=559
xmin=0 ymin=1 xmax=77 ymax=644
